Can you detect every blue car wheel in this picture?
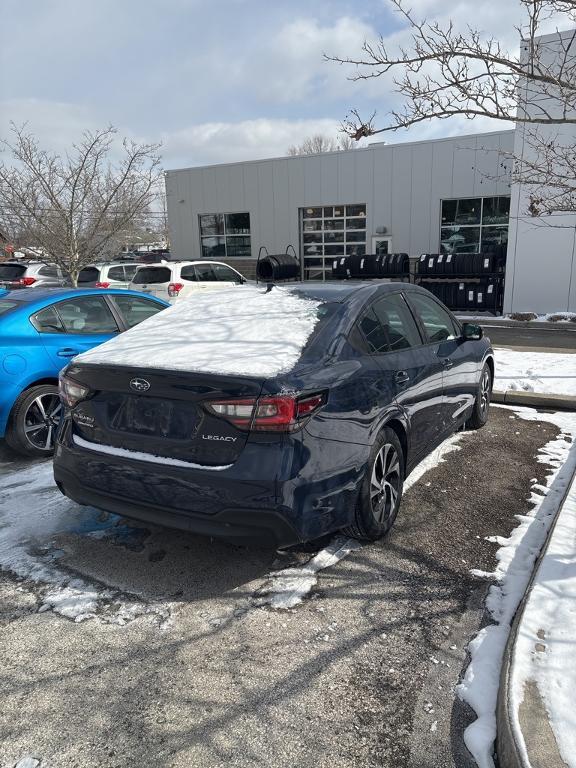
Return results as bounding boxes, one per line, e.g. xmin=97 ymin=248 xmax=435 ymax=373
xmin=5 ymin=384 xmax=62 ymax=457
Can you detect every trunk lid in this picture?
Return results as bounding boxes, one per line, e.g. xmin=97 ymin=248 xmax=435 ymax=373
xmin=66 ymin=363 xmax=265 ymax=466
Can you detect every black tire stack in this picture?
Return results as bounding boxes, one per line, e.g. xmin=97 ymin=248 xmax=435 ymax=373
xmin=416 ymin=251 xmax=505 ymax=313
xmin=330 ymin=253 xmax=410 ymax=280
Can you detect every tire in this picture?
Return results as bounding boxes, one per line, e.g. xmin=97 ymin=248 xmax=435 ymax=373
xmin=5 ymin=384 xmax=62 ymax=457
xmin=345 ymin=427 xmax=405 ymax=541
xmin=466 ymin=363 xmax=492 ymax=430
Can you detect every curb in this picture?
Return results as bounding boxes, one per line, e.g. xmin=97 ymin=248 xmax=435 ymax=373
xmin=496 ymin=442 xmax=576 ymax=768
xmin=492 ymin=390 xmax=576 ymax=411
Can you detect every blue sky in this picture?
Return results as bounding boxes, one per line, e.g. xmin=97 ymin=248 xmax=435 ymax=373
xmin=0 ymin=0 xmax=564 ymax=168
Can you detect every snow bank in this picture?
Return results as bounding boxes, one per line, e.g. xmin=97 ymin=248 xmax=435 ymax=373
xmin=510 ymin=452 xmax=576 ymax=767
xmin=457 ymin=407 xmax=576 ymax=768
xmin=493 ymin=349 xmax=576 ymax=397
xmin=77 ymin=285 xmax=321 ymax=377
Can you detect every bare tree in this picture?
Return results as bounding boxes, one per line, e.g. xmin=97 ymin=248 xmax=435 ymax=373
xmin=287 ymin=133 xmax=360 ymax=155
xmin=0 ymin=124 xmax=162 ymax=284
xmin=326 ymin=0 xmax=576 ymax=216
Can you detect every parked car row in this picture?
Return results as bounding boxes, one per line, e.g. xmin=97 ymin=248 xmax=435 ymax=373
xmin=0 ymin=260 xmax=248 ymax=301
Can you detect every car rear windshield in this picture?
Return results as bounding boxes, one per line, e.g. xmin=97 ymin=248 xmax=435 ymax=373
xmin=131 ymin=267 xmax=171 ymax=284
xmin=0 ymin=300 xmax=19 ymax=316
xmin=0 ymin=264 xmax=26 ymax=280
xmin=78 ymin=267 xmax=100 ymax=283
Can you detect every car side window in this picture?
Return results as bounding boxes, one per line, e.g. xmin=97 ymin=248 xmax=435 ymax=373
xmin=357 ymin=307 xmax=390 ymax=353
xmin=194 ymin=264 xmax=217 ymax=281
xmin=123 ymin=265 xmax=138 ymax=280
xmin=111 ymin=295 xmax=165 ymax=328
xmin=31 ymin=306 xmax=65 ymax=334
xmin=212 ymin=264 xmax=242 ymax=282
xmin=355 ymin=293 xmax=422 ymax=354
xmin=372 ymin=294 xmax=422 ymax=351
xmin=107 ymin=266 xmax=125 ymax=281
xmin=37 ymin=265 xmax=58 ymax=277
xmin=408 ymin=293 xmax=460 ymax=343
xmin=54 ymin=296 xmax=119 ymax=334
xmin=180 ymin=265 xmax=198 ymax=282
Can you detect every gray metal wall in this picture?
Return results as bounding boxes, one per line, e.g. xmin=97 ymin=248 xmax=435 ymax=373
xmin=165 ymin=130 xmax=514 ymax=267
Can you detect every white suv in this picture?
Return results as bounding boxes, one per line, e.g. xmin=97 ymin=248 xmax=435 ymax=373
xmin=77 ymin=262 xmax=140 ymax=289
xmin=129 ymin=260 xmax=247 ymax=301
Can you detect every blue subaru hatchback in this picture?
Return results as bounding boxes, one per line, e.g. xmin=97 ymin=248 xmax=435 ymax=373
xmin=0 ymin=288 xmax=168 ymax=456
xmin=54 ymin=282 xmax=494 ymax=546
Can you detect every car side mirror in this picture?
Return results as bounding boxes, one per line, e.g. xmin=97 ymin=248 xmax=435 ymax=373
xmin=462 ymin=322 xmax=483 ymax=341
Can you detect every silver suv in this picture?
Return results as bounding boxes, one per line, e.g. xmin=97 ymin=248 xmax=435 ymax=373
xmin=0 ymin=261 xmax=67 ymax=289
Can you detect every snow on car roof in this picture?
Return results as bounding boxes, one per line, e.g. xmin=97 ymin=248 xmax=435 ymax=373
xmin=76 ymin=284 xmax=322 ymax=378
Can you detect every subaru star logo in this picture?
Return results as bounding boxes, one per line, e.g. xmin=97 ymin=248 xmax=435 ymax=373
xmin=129 ymin=377 xmax=151 ymax=392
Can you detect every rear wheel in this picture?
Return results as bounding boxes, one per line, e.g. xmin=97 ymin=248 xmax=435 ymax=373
xmin=345 ymin=427 xmax=405 ymax=541
xmin=5 ymin=384 xmax=62 ymax=457
xmin=466 ymin=363 xmax=492 ymax=430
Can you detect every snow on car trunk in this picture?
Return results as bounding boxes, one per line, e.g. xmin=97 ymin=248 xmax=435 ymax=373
xmin=76 ymin=285 xmax=322 ymax=377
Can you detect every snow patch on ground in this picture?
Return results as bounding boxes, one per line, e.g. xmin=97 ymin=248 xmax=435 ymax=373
xmin=493 ymin=349 xmax=576 ymax=397
xmin=257 ymin=433 xmax=463 ymax=610
xmin=256 ymin=537 xmax=362 ymax=609
xmin=457 ymin=407 xmax=576 ymax=768
xmin=77 ymin=284 xmax=322 ymax=377
xmin=0 ymin=460 xmax=171 ymax=625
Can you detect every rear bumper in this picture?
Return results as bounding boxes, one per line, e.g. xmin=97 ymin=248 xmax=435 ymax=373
xmin=53 ymin=419 xmax=367 ymax=546
xmin=54 ymin=462 xmax=300 ymax=546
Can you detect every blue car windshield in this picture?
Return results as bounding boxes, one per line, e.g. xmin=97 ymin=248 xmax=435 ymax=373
xmin=0 ymin=300 xmax=19 ymax=316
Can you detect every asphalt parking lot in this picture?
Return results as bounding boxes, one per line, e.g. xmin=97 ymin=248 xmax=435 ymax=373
xmin=0 ymin=406 xmax=559 ymax=768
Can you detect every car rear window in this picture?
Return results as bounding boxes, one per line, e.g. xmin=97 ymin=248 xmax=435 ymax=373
xmin=0 ymin=264 xmax=26 ymax=280
xmin=131 ymin=267 xmax=171 ymax=284
xmin=78 ymin=267 xmax=100 ymax=283
xmin=0 ymin=300 xmax=19 ymax=316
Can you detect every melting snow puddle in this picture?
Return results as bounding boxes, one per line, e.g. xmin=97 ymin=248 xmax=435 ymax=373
xmin=0 ymin=460 xmax=171 ymax=626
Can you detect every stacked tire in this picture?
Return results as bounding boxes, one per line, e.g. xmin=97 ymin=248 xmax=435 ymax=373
xmin=330 ymin=253 xmax=410 ymax=279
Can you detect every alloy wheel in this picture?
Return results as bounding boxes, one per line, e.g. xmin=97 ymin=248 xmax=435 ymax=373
xmin=23 ymin=393 xmax=62 ymax=451
xmin=479 ymin=369 xmax=491 ymax=416
xmin=370 ymin=443 xmax=401 ymax=524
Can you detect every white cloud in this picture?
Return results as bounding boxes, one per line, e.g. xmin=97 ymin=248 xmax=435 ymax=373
xmin=161 ymin=118 xmax=347 ymax=167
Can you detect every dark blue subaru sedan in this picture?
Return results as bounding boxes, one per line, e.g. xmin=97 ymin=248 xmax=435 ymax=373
xmin=53 ymin=282 xmax=493 ymax=546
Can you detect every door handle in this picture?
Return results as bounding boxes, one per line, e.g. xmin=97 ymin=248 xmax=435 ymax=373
xmin=441 ymin=358 xmax=454 ymax=369
xmin=395 ymin=370 xmax=410 ymax=384
xmin=57 ymin=348 xmax=79 ymax=358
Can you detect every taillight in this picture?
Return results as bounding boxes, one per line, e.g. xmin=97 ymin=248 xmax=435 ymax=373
xmin=95 ymin=281 xmax=110 ymax=288
xmin=59 ymin=371 xmax=92 ymax=408
xmin=168 ymin=282 xmax=184 ymax=297
xmin=19 ymin=276 xmax=37 ymax=286
xmin=206 ymin=393 xmax=326 ymax=432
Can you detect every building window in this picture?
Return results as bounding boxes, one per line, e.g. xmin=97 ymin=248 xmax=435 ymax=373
xmin=440 ymin=196 xmax=510 ymax=255
xmin=199 ymin=212 xmax=251 ymax=259
xmin=301 ymin=204 xmax=366 ymax=280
